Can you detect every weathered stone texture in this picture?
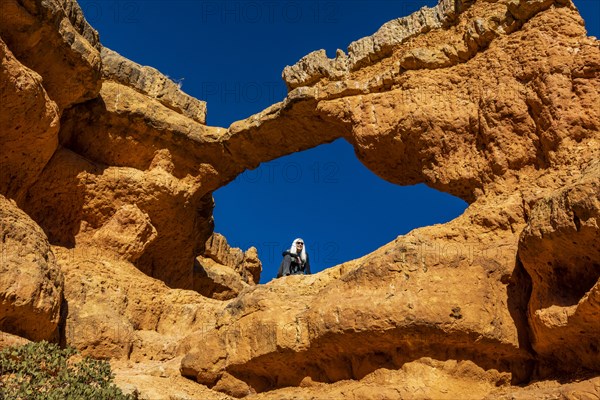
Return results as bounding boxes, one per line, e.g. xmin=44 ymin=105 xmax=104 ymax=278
xmin=204 ymin=233 xmax=262 ymax=284
xmin=0 ymin=38 xmax=59 ymax=203
xmin=192 ymin=234 xmax=262 ymax=300
xmin=519 ymin=162 xmax=600 ymax=373
xmin=0 ymin=0 xmax=102 ymax=110
xmin=1 ymin=0 xmax=599 ymax=398
xmin=101 ymin=47 xmax=207 ymax=124
xmin=282 ymin=0 xmax=478 ymax=89
xmin=0 ymin=195 xmax=63 ymax=342
xmin=54 ymin=245 xmax=223 ymax=361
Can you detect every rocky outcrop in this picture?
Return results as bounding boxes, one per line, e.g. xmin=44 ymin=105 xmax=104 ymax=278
xmin=193 ymin=234 xmax=262 ymax=300
xmin=203 ymin=234 xmax=247 ymax=274
xmin=1 ymin=0 xmax=599 ymax=398
xmin=282 ymin=0 xmax=477 ymax=89
xmin=55 ymin=245 xmax=223 ymax=361
xmin=0 ymin=332 xmax=30 ymax=351
xmin=281 ymin=0 xmax=596 ymax=202
xmin=23 ymin=85 xmax=220 ymax=288
xmin=204 ymin=233 xmax=262 ymax=284
xmin=0 ymin=0 xmax=101 ymax=110
xmin=194 ymin=257 xmax=250 ymax=301
xmin=518 ymin=162 xmax=600 ymax=374
xmin=17 ymin=41 xmax=223 ymax=289
xmin=0 ymin=38 xmax=59 ymax=204
xmin=0 ymin=3 xmax=217 ymax=291
xmin=179 ymin=0 xmax=600 ymax=395
xmin=91 ymin=204 xmax=158 ymax=263
xmin=0 ymin=195 xmax=63 ymax=342
xmin=101 ymin=47 xmax=207 ymax=124
xmin=251 ymin=366 xmax=600 ymax=400
xmin=180 ymin=194 xmax=535 ymax=395
xmin=282 ymin=0 xmax=572 ymax=90
xmin=0 ymin=0 xmax=100 ymax=203
xmin=112 ymin=358 xmax=236 ymax=400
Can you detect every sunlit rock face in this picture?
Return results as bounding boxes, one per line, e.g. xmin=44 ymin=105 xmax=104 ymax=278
xmin=0 ymin=0 xmax=599 ymax=398
xmin=194 ymin=233 xmax=262 ymax=300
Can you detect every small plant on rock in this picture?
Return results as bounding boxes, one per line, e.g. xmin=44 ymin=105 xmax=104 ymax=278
xmin=0 ymin=341 xmax=136 ymax=400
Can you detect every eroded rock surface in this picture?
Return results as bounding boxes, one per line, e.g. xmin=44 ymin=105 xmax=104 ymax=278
xmin=179 ymin=0 xmax=600 ymax=395
xmin=0 ymin=195 xmax=63 ymax=342
xmin=282 ymin=0 xmax=476 ymax=89
xmin=0 ymin=0 xmax=101 ymax=110
xmin=0 ymin=0 xmax=599 ymax=398
xmin=0 ymin=38 xmax=59 ymax=203
xmin=0 ymin=332 xmax=30 ymax=351
xmin=203 ymin=233 xmax=262 ymax=284
xmin=519 ymin=162 xmax=600 ymax=373
xmin=182 ymin=2 xmax=600 ymax=396
xmin=180 ymin=194 xmax=535 ymax=394
xmin=112 ymin=358 xmax=236 ymax=400
xmin=101 ymin=47 xmax=207 ymax=124
xmin=55 ymin=245 xmax=223 ymax=361
xmin=193 ymin=233 xmax=263 ymax=312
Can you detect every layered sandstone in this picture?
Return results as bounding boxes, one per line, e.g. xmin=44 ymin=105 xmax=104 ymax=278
xmin=180 ymin=194 xmax=536 ymax=395
xmin=194 ymin=233 xmax=263 ymax=300
xmin=282 ymin=0 xmax=477 ymax=89
xmin=101 ymin=47 xmax=207 ymax=125
xmin=0 ymin=0 xmax=599 ymax=398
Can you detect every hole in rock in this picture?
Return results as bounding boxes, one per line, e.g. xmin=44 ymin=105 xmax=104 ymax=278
xmin=214 ymin=139 xmax=468 ymax=282
xmin=82 ymin=0 xmax=463 ymax=284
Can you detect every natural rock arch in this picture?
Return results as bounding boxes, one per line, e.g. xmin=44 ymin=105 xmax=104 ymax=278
xmin=1 ymin=0 xmax=599 ymax=397
xmin=212 ymin=137 xmax=469 ymax=281
xmin=26 ymin=0 xmax=595 ymax=292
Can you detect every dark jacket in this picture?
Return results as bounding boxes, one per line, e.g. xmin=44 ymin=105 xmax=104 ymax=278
xmin=277 ymin=250 xmax=311 ymax=277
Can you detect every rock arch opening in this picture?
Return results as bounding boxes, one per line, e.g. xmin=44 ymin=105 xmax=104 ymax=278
xmin=213 ymin=138 xmax=468 ymax=282
xmin=3 ymin=0 xmax=600 ymax=398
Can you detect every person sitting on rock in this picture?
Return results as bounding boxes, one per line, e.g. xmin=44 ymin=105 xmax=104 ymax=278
xmin=277 ymin=238 xmax=311 ymax=277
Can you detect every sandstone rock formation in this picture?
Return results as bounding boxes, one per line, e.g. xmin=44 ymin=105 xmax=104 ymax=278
xmin=519 ymin=162 xmax=600 ymax=374
xmin=180 ymin=0 xmax=600 ymax=395
xmin=194 ymin=232 xmax=264 ymax=301
xmin=194 ymin=233 xmax=263 ymax=301
xmin=55 ymin=245 xmax=223 ymax=361
xmin=0 ymin=0 xmax=101 ymax=110
xmin=203 ymin=233 xmax=262 ymax=284
xmin=0 ymin=332 xmax=30 ymax=352
xmin=100 ymin=47 xmax=207 ymax=125
xmin=0 ymin=195 xmax=63 ymax=342
xmin=193 ymin=257 xmax=250 ymax=302
xmin=0 ymin=0 xmax=599 ymax=398
xmin=282 ymin=0 xmax=476 ymax=89
xmin=179 ymin=194 xmax=536 ymax=395
xmin=0 ymin=38 xmax=59 ymax=204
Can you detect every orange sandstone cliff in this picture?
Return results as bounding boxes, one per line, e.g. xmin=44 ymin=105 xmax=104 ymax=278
xmin=0 ymin=0 xmax=599 ymax=398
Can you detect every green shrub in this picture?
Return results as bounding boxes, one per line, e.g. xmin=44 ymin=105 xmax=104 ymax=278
xmin=0 ymin=341 xmax=136 ymax=400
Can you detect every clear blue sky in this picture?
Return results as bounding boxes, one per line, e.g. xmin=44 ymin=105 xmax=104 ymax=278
xmin=81 ymin=0 xmax=599 ymax=282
